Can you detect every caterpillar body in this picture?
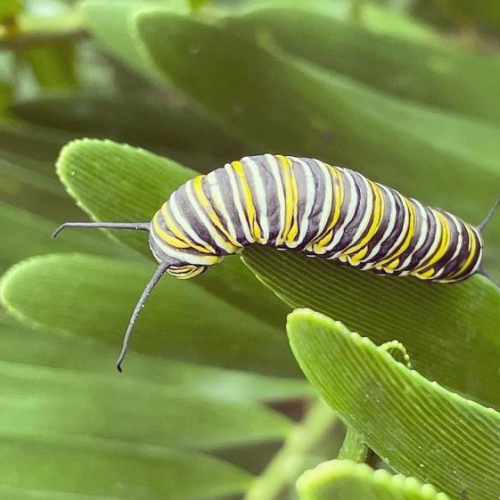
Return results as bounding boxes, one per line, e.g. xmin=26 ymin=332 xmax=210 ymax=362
xmin=54 ymin=154 xmax=498 ymax=371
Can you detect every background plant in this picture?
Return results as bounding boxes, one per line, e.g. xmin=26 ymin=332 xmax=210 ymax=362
xmin=0 ymin=0 xmax=499 ymax=499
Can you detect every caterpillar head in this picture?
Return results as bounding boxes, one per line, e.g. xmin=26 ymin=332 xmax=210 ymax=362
xmin=148 ymin=232 xmax=207 ymax=279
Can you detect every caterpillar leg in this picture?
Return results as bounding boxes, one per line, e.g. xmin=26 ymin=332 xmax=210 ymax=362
xmin=53 ymin=222 xmax=150 ymax=238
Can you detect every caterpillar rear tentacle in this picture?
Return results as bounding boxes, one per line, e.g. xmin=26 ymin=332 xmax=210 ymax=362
xmin=55 ymin=154 xmax=497 ymax=371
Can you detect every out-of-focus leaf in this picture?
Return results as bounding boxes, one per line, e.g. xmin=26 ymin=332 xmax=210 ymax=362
xmin=0 ymin=0 xmax=21 ymax=21
xmin=0 ymin=201 xmax=128 ymax=272
xmin=0 ymin=253 xmax=298 ymax=376
xmin=11 ymin=93 xmax=246 ymax=166
xmin=134 ymin=12 xmax=500 ymax=274
xmin=0 ymin=440 xmax=252 ymax=500
xmin=216 ymin=0 xmax=437 ymax=41
xmin=79 ymin=0 xmax=186 ymax=81
xmin=0 ymin=155 xmax=80 ymax=220
xmin=0 ymin=123 xmax=70 ymax=164
xmin=56 ymin=139 xmax=290 ymax=331
xmin=0 ymin=311 xmax=310 ymax=402
xmin=21 ymin=43 xmax=78 ymax=90
xmin=80 ymin=0 xmax=247 ymax=152
xmin=413 ymin=0 xmax=500 ymax=33
xmin=0 ymin=359 xmax=291 ymax=450
xmin=0 ymin=124 xmax=81 ymax=218
xmin=243 ymin=245 xmax=500 ymax=409
xmin=189 ymin=0 xmax=210 ymax=11
xmin=0 ymin=79 xmax=12 ymax=116
xmin=228 ymin=7 xmax=500 ymax=124
xmin=288 ymin=309 xmax=500 ymax=500
xmin=297 ymin=460 xmax=450 ymax=500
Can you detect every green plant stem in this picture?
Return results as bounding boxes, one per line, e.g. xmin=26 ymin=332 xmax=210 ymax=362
xmin=337 ymin=427 xmax=368 ymax=463
xmin=0 ymin=28 xmax=87 ymax=50
xmin=0 ymin=12 xmax=86 ymax=51
xmin=243 ymin=399 xmax=337 ymax=500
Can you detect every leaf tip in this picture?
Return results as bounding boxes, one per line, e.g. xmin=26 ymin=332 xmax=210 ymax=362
xmin=0 ymin=256 xmax=42 ymax=326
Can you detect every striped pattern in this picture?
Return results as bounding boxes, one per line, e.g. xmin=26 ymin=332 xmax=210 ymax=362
xmin=149 ymin=154 xmax=482 ymax=283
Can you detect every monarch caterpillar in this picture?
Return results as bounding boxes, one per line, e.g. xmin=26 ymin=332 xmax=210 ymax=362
xmin=54 ymin=154 xmax=499 ymax=371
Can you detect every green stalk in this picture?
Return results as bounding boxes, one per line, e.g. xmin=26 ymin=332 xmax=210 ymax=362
xmin=337 ymin=427 xmax=368 ymax=463
xmin=243 ymin=399 xmax=338 ymax=500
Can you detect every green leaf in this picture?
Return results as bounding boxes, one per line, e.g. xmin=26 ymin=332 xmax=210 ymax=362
xmin=214 ymin=0 xmax=437 ymax=41
xmin=0 ymin=0 xmax=21 ymax=21
xmin=0 ymin=309 xmax=309 ymax=402
xmin=0 ymin=441 xmax=252 ymax=500
xmin=11 ymin=93 xmax=246 ymax=166
xmin=380 ymin=340 xmax=412 ymax=369
xmin=297 ymin=460 xmax=450 ymax=500
xmin=0 ymin=201 xmax=128 ymax=273
xmin=288 ymin=309 xmax=500 ymax=499
xmin=0 ymin=359 xmax=291 ymax=451
xmin=0 ymin=311 xmax=309 ymax=402
xmin=79 ymin=0 xmax=186 ymax=81
xmin=189 ymin=0 xmax=210 ymax=11
xmin=0 ymin=253 xmax=298 ymax=376
xmin=243 ymin=246 xmax=500 ymax=409
xmin=416 ymin=0 xmax=500 ymax=33
xmin=0 ymin=124 xmax=81 ymax=219
xmin=56 ymin=138 xmax=290 ymax=331
xmin=21 ymin=43 xmax=78 ymax=90
xmin=0 ymin=123 xmax=71 ymax=164
xmin=228 ymin=7 xmax=500 ymax=124
xmin=0 ymin=79 xmax=12 ymax=116
xmin=134 ymin=12 xmax=500 ymax=274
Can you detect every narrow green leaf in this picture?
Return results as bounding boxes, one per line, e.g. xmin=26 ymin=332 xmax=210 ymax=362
xmin=288 ymin=309 xmax=500 ymax=499
xmin=0 ymin=201 xmax=128 ymax=273
xmin=21 ymin=43 xmax=78 ymax=90
xmin=215 ymin=0 xmax=437 ymax=41
xmin=0 ymin=311 xmax=310 ymax=402
xmin=0 ymin=253 xmax=298 ymax=376
xmin=0 ymin=0 xmax=21 ymax=21
xmin=11 ymin=93 xmax=246 ymax=165
xmin=189 ymin=0 xmax=211 ymax=11
xmin=0 ymin=124 xmax=81 ymax=219
xmin=79 ymin=0 xmax=186 ymax=81
xmin=228 ymin=7 xmax=500 ymax=124
xmin=56 ymin=138 xmax=290 ymax=331
xmin=0 ymin=123 xmax=70 ymax=164
xmin=0 ymin=360 xmax=291 ymax=451
xmin=297 ymin=460 xmax=450 ymax=500
xmin=134 ymin=12 xmax=500 ymax=274
xmin=0 ymin=79 xmax=12 ymax=116
xmin=0 ymin=440 xmax=252 ymax=500
xmin=417 ymin=0 xmax=500 ymax=33
xmin=243 ymin=246 xmax=500 ymax=409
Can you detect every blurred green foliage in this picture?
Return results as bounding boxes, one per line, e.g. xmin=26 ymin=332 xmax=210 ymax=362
xmin=0 ymin=0 xmax=499 ymax=499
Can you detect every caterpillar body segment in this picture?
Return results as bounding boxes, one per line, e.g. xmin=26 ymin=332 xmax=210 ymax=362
xmin=53 ymin=154 xmax=495 ymax=371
